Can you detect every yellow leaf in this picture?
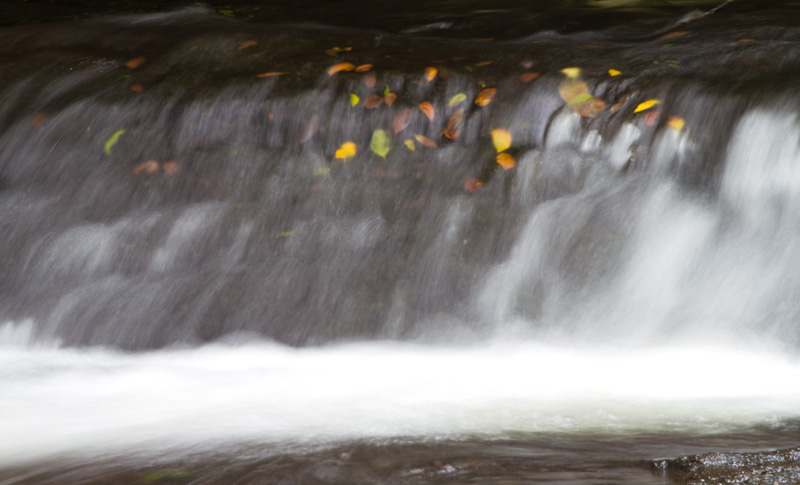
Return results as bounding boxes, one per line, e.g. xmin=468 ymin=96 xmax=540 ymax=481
xmin=561 ymin=67 xmax=581 ymax=79
xmin=608 ymin=69 xmax=622 ymax=76
xmin=667 ymin=116 xmax=685 ymax=131
xmin=496 ymin=153 xmax=515 ymax=171
xmin=350 ymin=93 xmax=359 ymax=107
xmin=490 ymin=128 xmax=512 ymax=153
xmin=424 ymin=67 xmax=438 ymax=82
xmin=448 ymin=93 xmax=467 ymax=107
xmin=370 ymin=130 xmax=391 ymax=158
xmin=335 ymin=141 xmax=357 ymax=160
xmin=404 ymin=139 xmax=416 ymax=152
xmin=327 ymin=62 xmax=355 ymax=76
xmin=104 ymin=129 xmax=125 ymax=155
xmin=634 ymin=99 xmax=660 ymax=113
xmin=475 ymin=88 xmax=497 ymax=107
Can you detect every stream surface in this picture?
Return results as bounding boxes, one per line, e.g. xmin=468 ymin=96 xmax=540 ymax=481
xmin=2 ymin=2 xmax=800 ymax=483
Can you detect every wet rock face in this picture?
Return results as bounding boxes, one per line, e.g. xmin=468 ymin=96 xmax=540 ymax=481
xmin=653 ymin=447 xmax=800 ymax=484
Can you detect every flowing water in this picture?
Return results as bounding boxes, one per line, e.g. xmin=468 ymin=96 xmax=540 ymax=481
xmin=1 ymin=2 xmax=800 ymax=483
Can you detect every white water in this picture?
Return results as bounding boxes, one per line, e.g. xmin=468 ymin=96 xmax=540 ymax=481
xmin=2 ymin=329 xmax=800 ymax=467
xmin=2 ymin=107 xmax=800 ymax=469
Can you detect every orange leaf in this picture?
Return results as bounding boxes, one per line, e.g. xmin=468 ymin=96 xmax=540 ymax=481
xmin=659 ymin=31 xmax=689 ymax=40
xmin=237 ymin=40 xmax=258 ymax=50
xmin=130 ymin=84 xmax=144 ymax=93
xmin=355 ymin=64 xmax=373 ymax=73
xmin=364 ymin=94 xmax=383 ymax=109
xmin=384 ymin=93 xmax=397 ymax=107
xmin=463 ymin=178 xmax=484 ymax=193
xmin=419 ymin=102 xmax=435 ymax=122
xmin=393 ymin=108 xmax=413 ymax=134
xmin=475 ymin=60 xmax=493 ymax=67
xmin=257 ymin=72 xmax=287 ymax=78
xmin=475 ymin=88 xmax=497 ymax=107
xmin=363 ymin=75 xmax=377 ymax=88
xmin=124 ymin=57 xmax=146 ymax=69
xmin=162 ymin=161 xmax=180 ymax=175
xmin=496 ymin=153 xmax=515 ymax=171
xmin=133 ymin=160 xmax=159 ymax=175
xmin=414 ymin=134 xmax=438 ymax=148
xmin=327 ymin=62 xmax=355 ymax=76
xmin=667 ymin=115 xmax=685 ymax=131
xmin=520 ymin=72 xmax=540 ymax=83
xmin=443 ymin=108 xmax=464 ymax=140
xmin=424 ymin=66 xmax=438 ymax=82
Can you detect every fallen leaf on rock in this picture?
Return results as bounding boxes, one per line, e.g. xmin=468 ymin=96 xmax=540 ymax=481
xmin=124 ymin=57 xmax=146 ymax=69
xmin=519 ymin=60 xmax=534 ymax=69
xmin=384 ymin=93 xmax=397 ymax=106
xmin=491 ymin=128 xmax=512 ymax=153
xmin=414 ymin=134 xmax=438 ymax=148
xmin=326 ymin=46 xmax=352 ymax=56
xmin=162 ymin=161 xmax=180 ymax=175
xmin=363 ymin=75 xmax=377 ymax=88
xmin=104 ymin=129 xmax=125 ymax=155
xmin=667 ymin=115 xmax=685 ymax=131
xmin=133 ymin=160 xmax=159 ymax=175
xmin=520 ymin=72 xmax=540 ymax=83
xmin=475 ymin=88 xmax=497 ymax=107
xmin=425 ymin=67 xmax=438 ymax=82
xmin=449 ymin=93 xmax=467 ymax=107
xmin=419 ymin=102 xmax=435 ymax=121
xmin=130 ymin=84 xmax=144 ymax=93
xmin=634 ymin=99 xmax=660 ymax=113
xmin=237 ymin=40 xmax=258 ymax=50
xmin=300 ymin=115 xmax=319 ymax=143
xmin=496 ymin=153 xmax=515 ymax=171
xmin=404 ymin=139 xmax=416 ymax=151
xmin=355 ymin=64 xmax=373 ymax=73
xmin=327 ymin=62 xmax=355 ymax=76
xmin=645 ymin=110 xmax=660 ymax=126
xmin=444 ymin=108 xmax=464 ymax=140
xmin=608 ymin=69 xmax=622 ymax=76
xmin=463 ymin=178 xmax=484 ymax=193
xmin=370 ymin=130 xmax=391 ymax=158
xmin=350 ymin=93 xmax=359 ymax=106
xmin=257 ymin=72 xmax=287 ymax=78
xmin=393 ymin=108 xmax=413 ymax=134
xmin=335 ymin=141 xmax=357 ymax=160
xmin=475 ymin=60 xmax=493 ymax=67
xmin=738 ymin=38 xmax=756 ymax=42
xmin=31 ymin=112 xmax=46 ymax=127
xmin=561 ymin=67 xmax=581 ymax=79
xmin=659 ymin=31 xmax=689 ymax=40
xmin=364 ymin=94 xmax=384 ymax=109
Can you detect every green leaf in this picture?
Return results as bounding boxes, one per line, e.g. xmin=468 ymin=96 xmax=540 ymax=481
xmin=314 ymin=166 xmax=330 ymax=176
xmin=279 ymin=230 xmax=293 ymax=237
xmin=448 ymin=93 xmax=467 ymax=107
xmin=104 ymin=129 xmax=125 ymax=155
xmin=350 ymin=93 xmax=359 ymax=107
xmin=370 ymin=129 xmax=391 ymax=159
xmin=384 ymin=85 xmax=391 ymax=96
xmin=143 ymin=469 xmax=190 ymax=484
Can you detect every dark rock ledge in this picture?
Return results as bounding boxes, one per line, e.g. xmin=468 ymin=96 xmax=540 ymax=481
xmin=653 ymin=446 xmax=800 ymax=484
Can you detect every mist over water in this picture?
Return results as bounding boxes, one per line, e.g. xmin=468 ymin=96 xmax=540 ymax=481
xmin=2 ymin=4 xmax=800 ymax=481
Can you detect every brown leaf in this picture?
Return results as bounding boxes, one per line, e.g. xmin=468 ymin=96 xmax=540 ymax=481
xmin=124 ymin=57 xmax=146 ymax=69
xmin=355 ymin=64 xmax=373 ymax=73
xmin=384 ymin=93 xmax=397 ymax=107
xmin=443 ymin=108 xmax=464 ymax=140
xmin=327 ymin=62 xmax=355 ymax=76
xmin=257 ymin=72 xmax=288 ymax=78
xmin=418 ymin=102 xmax=435 ymax=122
xmin=133 ymin=160 xmax=159 ymax=175
xmin=414 ymin=134 xmax=438 ymax=148
xmin=237 ymin=40 xmax=258 ymax=50
xmin=475 ymin=60 xmax=494 ymax=67
xmin=520 ymin=72 xmax=540 ymax=83
xmin=659 ymin=31 xmax=689 ymax=40
xmin=575 ymin=97 xmax=605 ymax=118
xmin=162 ymin=161 xmax=180 ymax=175
xmin=363 ymin=75 xmax=377 ymax=88
xmin=463 ymin=178 xmax=484 ymax=193
xmin=300 ymin=115 xmax=319 ymax=143
xmin=393 ymin=109 xmax=413 ymax=134
xmin=130 ymin=84 xmax=144 ymax=93
xmin=474 ymin=88 xmax=497 ymax=107
xmin=364 ymin=94 xmax=384 ymax=109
